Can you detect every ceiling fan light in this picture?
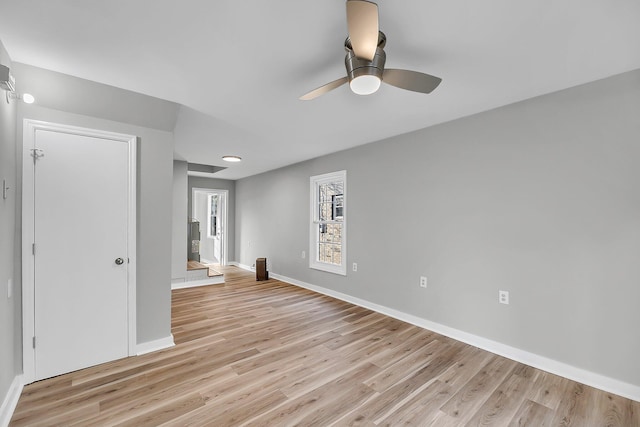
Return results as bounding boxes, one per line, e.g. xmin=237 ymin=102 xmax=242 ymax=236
xmin=349 ymin=75 xmax=381 ymax=95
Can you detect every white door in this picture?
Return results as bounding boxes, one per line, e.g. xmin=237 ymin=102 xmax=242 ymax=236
xmin=29 ymin=127 xmax=132 ymax=380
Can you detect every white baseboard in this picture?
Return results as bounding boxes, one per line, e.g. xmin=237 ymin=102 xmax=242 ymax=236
xmin=136 ymin=335 xmax=175 ymax=356
xmin=231 ymin=262 xmax=254 ymax=271
xmin=171 ymin=276 xmax=224 ymax=290
xmin=0 ymin=375 xmax=23 ymax=427
xmin=257 ymin=268 xmax=640 ymax=402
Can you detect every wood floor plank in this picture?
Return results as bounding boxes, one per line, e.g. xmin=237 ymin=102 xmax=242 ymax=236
xmin=354 ymin=343 xmax=464 ymax=423
xmin=436 ymin=344 xmax=494 ymax=390
xmin=243 ymin=362 xmax=379 ymax=426
xmin=364 ymin=338 xmax=443 ymax=393
xmin=438 ymin=353 xmax=518 ymax=423
xmin=10 ymin=401 xmax=100 ymax=427
xmin=463 ymin=368 xmax=537 ymax=426
xmin=366 ymin=327 xmax=437 ymax=369
xmin=10 ymin=266 xmax=639 ymax=426
xmin=112 ymin=392 xmax=206 ymax=427
xmin=509 ymin=399 xmax=554 ymax=426
xmin=192 ymin=387 xmax=288 ymax=426
xmin=525 ymin=370 xmax=573 ymax=411
xmin=376 ymin=379 xmax=453 ymax=426
xmin=331 ymin=412 xmax=377 ymax=427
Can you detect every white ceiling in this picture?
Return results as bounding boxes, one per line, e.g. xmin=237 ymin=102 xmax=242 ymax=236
xmin=1 ymin=0 xmax=639 ymax=179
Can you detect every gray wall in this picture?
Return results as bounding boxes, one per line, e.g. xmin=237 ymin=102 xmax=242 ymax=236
xmin=188 ymin=177 xmax=235 ymax=264
xmin=13 ymin=65 xmax=176 ymax=346
xmin=236 ymin=69 xmax=640 ymax=387
xmin=172 ymin=161 xmax=188 ymax=281
xmin=0 ymin=39 xmax=19 ymax=409
xmin=12 ymin=64 xmax=179 ymax=132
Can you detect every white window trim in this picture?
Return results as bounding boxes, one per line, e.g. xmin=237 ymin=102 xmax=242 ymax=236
xmin=309 ymin=170 xmax=347 ymax=275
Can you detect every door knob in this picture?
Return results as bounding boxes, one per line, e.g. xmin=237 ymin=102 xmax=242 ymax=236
xmin=115 ymin=257 xmax=124 ymax=265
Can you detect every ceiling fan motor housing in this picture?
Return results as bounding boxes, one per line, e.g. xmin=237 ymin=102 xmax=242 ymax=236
xmin=345 ymin=47 xmax=386 ymax=82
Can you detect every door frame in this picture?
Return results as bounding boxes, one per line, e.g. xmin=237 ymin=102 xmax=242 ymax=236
xmin=21 ymin=119 xmax=137 ymax=384
xmin=191 ymin=188 xmax=228 ymax=266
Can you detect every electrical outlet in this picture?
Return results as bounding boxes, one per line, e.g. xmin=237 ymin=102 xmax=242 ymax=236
xmin=352 ymin=262 xmax=358 ymax=272
xmin=420 ymin=276 xmax=427 ymax=288
xmin=7 ymin=278 xmax=12 ymax=299
xmin=301 ymin=250 xmax=306 ymax=259
xmin=499 ymin=290 xmax=509 ymax=304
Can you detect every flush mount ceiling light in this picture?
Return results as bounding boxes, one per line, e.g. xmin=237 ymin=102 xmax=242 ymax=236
xmin=22 ymin=93 xmax=35 ymax=104
xmin=5 ymin=92 xmax=36 ymax=104
xmin=222 ymin=155 xmax=242 ymax=162
xmin=0 ymin=64 xmax=35 ymax=104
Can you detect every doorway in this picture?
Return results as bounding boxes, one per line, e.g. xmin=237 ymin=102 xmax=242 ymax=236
xmin=191 ymin=188 xmax=228 ymax=266
xmin=22 ymin=120 xmax=137 ymax=383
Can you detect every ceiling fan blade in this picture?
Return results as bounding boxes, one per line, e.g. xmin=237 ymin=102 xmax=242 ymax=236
xmin=383 ymin=69 xmax=442 ymax=94
xmin=299 ymin=76 xmax=349 ymax=101
xmin=346 ymin=0 xmax=379 ymax=61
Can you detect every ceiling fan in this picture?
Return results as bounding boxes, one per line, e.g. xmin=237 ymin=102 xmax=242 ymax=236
xmin=300 ymin=0 xmax=442 ymax=101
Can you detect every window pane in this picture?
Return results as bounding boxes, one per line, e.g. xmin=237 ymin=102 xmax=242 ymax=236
xmin=330 ymin=244 xmax=341 ymax=264
xmin=328 ymin=223 xmax=342 ymax=243
xmin=319 ymin=243 xmax=328 ymax=263
xmin=332 ymin=194 xmax=344 ymax=220
xmin=318 ymin=201 xmax=333 ymax=222
xmin=319 ymin=223 xmax=338 ymax=243
xmin=318 ymin=181 xmax=343 ymax=222
xmin=319 ymin=224 xmax=330 ymax=242
xmin=317 ymin=242 xmax=342 ymax=265
xmin=319 ymin=182 xmax=343 ymax=202
xmin=317 ymin=223 xmax=342 ymax=265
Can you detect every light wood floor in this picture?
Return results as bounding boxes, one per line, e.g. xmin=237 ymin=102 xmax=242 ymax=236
xmin=11 ymin=266 xmax=639 ymax=426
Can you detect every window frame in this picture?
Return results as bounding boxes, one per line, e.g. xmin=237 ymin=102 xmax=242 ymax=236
xmin=309 ymin=170 xmax=347 ymax=275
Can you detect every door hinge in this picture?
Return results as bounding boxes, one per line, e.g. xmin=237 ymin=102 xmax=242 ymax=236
xmin=32 ymin=243 xmax=36 ymax=255
xmin=32 ymin=336 xmax=36 ymax=349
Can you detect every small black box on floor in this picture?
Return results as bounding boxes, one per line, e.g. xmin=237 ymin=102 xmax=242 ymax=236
xmin=256 ymin=258 xmax=268 ymax=281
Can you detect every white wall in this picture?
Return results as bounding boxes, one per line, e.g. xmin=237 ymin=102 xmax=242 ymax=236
xmin=236 ymin=69 xmax=640 ymax=393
